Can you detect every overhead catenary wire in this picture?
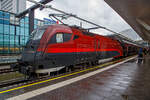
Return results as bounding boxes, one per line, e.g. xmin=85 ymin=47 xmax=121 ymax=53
xmin=27 ymin=0 xmax=125 ymax=35
xmin=51 ymin=15 xmax=65 ymax=24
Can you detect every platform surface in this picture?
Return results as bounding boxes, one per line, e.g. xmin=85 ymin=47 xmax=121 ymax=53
xmin=29 ymin=56 xmax=150 ymax=100
xmin=1 ymin=55 xmax=150 ymax=100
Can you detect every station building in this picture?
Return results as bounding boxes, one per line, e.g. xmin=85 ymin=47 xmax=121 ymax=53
xmin=0 ymin=0 xmax=26 ymax=14
xmin=0 ymin=10 xmax=56 ymax=55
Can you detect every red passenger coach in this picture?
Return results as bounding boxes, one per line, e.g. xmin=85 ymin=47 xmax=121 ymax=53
xmin=11 ymin=24 xmax=123 ymax=77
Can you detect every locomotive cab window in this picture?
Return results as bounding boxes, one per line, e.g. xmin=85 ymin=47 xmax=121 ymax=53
xmin=30 ymin=29 xmax=45 ymax=40
xmin=49 ymin=33 xmax=72 ymax=44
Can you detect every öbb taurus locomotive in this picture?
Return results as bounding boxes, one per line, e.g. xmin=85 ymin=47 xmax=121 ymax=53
xmin=11 ymin=24 xmax=137 ymax=77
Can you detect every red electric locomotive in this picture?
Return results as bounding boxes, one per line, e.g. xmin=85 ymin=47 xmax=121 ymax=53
xmin=11 ymin=24 xmax=123 ymax=77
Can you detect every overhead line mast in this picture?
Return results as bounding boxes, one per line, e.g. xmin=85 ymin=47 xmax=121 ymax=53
xmin=16 ymin=0 xmax=53 ymax=34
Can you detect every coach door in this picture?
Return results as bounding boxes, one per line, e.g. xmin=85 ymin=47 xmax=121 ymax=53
xmin=97 ymin=40 xmax=100 ymax=57
xmin=94 ymin=40 xmax=97 ymax=55
xmin=96 ymin=39 xmax=101 ymax=58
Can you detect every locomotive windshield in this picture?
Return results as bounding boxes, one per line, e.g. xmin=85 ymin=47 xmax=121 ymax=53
xmin=30 ymin=29 xmax=45 ymax=40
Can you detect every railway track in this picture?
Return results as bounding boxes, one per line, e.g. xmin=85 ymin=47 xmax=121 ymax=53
xmin=0 ymin=62 xmax=17 ymax=74
xmin=0 ymin=68 xmax=15 ymax=74
xmin=0 ymin=78 xmax=27 ymax=88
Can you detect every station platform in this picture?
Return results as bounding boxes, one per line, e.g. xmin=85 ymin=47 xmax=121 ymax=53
xmin=0 ymin=55 xmax=150 ymax=100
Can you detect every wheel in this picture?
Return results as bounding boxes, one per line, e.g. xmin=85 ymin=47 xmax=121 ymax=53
xmin=66 ymin=65 xmax=74 ymax=72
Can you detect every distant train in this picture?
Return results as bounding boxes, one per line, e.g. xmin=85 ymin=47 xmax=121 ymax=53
xmin=107 ymin=34 xmax=140 ymax=57
xmin=11 ymin=24 xmax=139 ymax=77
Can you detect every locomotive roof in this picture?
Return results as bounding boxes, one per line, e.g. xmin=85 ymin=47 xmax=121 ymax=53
xmin=36 ymin=24 xmax=72 ymax=30
xmin=70 ymin=25 xmax=96 ymax=37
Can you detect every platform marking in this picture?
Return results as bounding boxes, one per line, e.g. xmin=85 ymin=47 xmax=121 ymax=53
xmin=6 ymin=56 xmax=136 ymax=100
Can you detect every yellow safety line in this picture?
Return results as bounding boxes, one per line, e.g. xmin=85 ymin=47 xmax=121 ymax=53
xmin=0 ymin=56 xmax=132 ymax=94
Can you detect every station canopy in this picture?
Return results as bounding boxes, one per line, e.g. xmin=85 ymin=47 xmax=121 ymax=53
xmin=104 ymin=0 xmax=150 ymax=43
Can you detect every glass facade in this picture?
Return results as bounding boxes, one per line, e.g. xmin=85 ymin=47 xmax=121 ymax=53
xmin=0 ymin=10 xmax=56 ymax=54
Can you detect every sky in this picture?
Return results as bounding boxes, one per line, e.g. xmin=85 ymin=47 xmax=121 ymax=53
xmin=26 ymin=0 xmax=140 ymax=39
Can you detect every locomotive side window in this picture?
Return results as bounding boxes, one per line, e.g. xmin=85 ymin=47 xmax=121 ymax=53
xmin=49 ymin=33 xmax=72 ymax=44
xmin=56 ymin=33 xmax=63 ymax=43
xmin=64 ymin=33 xmax=72 ymax=42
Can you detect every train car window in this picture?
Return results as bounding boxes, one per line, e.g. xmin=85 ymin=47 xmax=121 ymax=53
xmin=63 ymin=33 xmax=72 ymax=42
xmin=56 ymin=33 xmax=63 ymax=43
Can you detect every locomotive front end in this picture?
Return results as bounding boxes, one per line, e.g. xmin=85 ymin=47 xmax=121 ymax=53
xmin=11 ymin=24 xmax=74 ymax=77
xmin=11 ymin=26 xmax=49 ymax=76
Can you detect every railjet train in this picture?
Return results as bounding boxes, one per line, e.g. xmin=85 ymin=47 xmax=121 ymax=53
xmin=11 ymin=24 xmax=139 ymax=77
